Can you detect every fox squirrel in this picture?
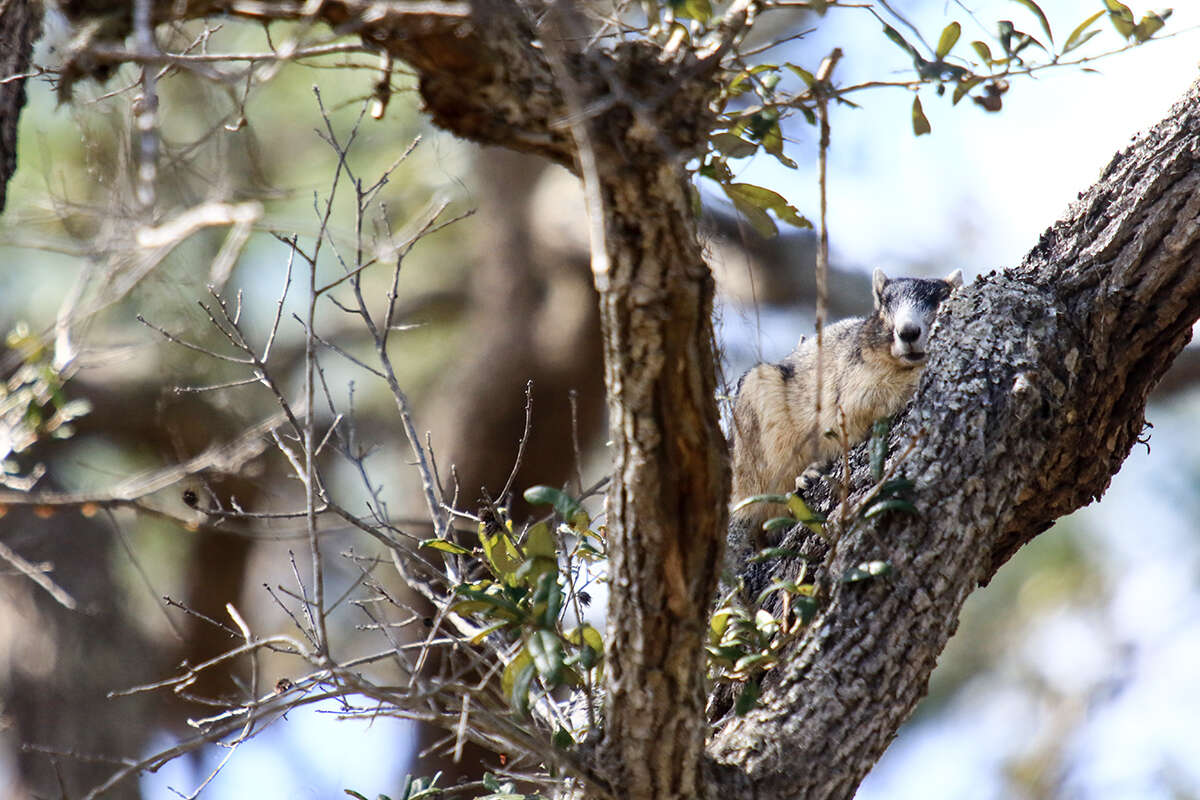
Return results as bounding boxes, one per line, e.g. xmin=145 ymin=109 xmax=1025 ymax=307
xmin=730 ymin=268 xmax=962 ymax=529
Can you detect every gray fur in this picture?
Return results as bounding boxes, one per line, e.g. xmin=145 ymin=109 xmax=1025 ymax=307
xmin=730 ymin=269 xmax=962 ymax=531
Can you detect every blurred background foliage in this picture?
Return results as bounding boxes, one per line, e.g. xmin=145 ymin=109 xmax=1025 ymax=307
xmin=0 ymin=1 xmax=1198 ymax=798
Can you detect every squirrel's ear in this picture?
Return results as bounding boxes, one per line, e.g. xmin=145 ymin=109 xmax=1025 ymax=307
xmin=872 ymin=268 xmax=888 ymax=309
xmin=945 ymin=269 xmax=964 ymax=288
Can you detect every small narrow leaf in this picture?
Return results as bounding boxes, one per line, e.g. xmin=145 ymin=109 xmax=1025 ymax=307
xmin=882 ymin=24 xmax=921 ymax=60
xmin=879 ymin=477 xmax=916 ymax=496
xmin=762 ymin=516 xmax=796 ymax=532
xmin=785 ymin=63 xmax=817 ymax=87
xmin=732 ymin=493 xmax=792 ymax=512
xmin=1063 ymin=10 xmax=1105 ymax=53
xmin=911 ymin=95 xmax=932 ymax=136
xmin=843 ymin=560 xmax=894 ymax=583
xmin=749 ymin=546 xmax=806 ymax=563
xmin=509 ymin=658 xmax=536 ymax=719
xmin=502 ymin=647 xmax=534 ymax=701
xmin=1011 ymin=0 xmax=1053 ymax=44
xmin=420 ymin=538 xmax=472 ymax=556
xmin=952 ymin=76 xmax=984 ymax=106
xmin=936 ymin=21 xmax=962 ymax=59
xmin=862 ymin=498 xmax=919 ymax=519
xmin=971 ymin=40 xmax=994 ymax=64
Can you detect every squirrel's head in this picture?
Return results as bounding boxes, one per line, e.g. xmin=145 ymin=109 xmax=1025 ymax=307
xmin=872 ymin=268 xmax=964 ymax=366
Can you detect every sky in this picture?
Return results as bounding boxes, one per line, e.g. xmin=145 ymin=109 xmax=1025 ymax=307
xmin=735 ymin=1 xmax=1200 ymax=278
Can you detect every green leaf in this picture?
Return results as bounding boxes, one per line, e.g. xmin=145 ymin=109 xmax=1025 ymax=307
xmin=734 ymin=679 xmax=762 ymax=715
xmin=862 ymin=498 xmax=918 ymax=519
xmin=1010 ymin=0 xmax=1053 ymax=44
xmin=882 ymin=24 xmax=921 ymax=60
xmin=911 ymin=95 xmax=932 ymax=136
xmin=454 ymin=584 xmax=525 ymax=618
xmin=734 ymin=652 xmax=777 ymax=673
xmin=565 ymin=622 xmax=604 ymax=652
xmin=786 ymin=493 xmax=826 ymax=534
xmin=762 ymin=516 xmax=795 ymax=532
xmin=709 ymin=610 xmax=732 ymax=642
xmin=502 ymin=647 xmax=534 ymax=701
xmin=538 ymin=572 xmax=562 ymax=627
xmin=785 ymin=63 xmax=816 ymax=87
xmin=843 ymin=560 xmax=894 ymax=583
xmin=1104 ymin=0 xmax=1135 ymax=37
xmin=1133 ymin=10 xmax=1170 ymax=42
xmin=879 ymin=477 xmax=915 ymax=496
xmin=469 ymin=620 xmax=511 ymax=646
xmin=711 ymin=132 xmax=758 ymax=159
xmin=671 ymin=0 xmax=712 ymax=22
xmin=527 ymin=628 xmax=564 ymax=684
xmin=723 ymin=183 xmax=811 ymax=231
xmin=755 ymin=579 xmax=802 ymax=606
xmin=749 ymin=546 xmax=806 ymax=563
xmin=794 ymin=595 xmax=819 ymax=624
xmin=1063 ymin=10 xmax=1105 ymax=53
xmin=514 ymin=555 xmax=557 ymax=587
xmin=760 ymin=122 xmax=798 ymax=169
xmin=971 ymin=40 xmax=994 ymax=64
xmin=936 ymin=21 xmax=961 ymax=59
xmin=522 ymin=485 xmax=581 ymax=520
xmin=952 ymin=75 xmax=984 ymax=105
xmin=479 ymin=523 xmax=524 ymax=585
xmin=510 ymin=658 xmax=536 ymax=719
xmin=552 ymin=727 xmax=575 ymax=750
xmin=344 ymin=792 xmax=370 ymax=800
xmin=524 ymin=521 xmax=557 ymax=559
xmin=420 ymin=538 xmax=472 ymax=556
xmin=732 ymin=493 xmax=791 ymax=512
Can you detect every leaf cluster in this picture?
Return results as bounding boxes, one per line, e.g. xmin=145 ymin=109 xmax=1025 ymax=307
xmin=694 ymin=0 xmax=1174 ymax=230
xmin=422 ymin=485 xmax=604 ymax=726
xmin=1 ymin=323 xmax=91 ymax=489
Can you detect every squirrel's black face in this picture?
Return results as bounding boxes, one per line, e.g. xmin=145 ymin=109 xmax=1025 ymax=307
xmin=872 ymin=269 xmax=964 ymax=366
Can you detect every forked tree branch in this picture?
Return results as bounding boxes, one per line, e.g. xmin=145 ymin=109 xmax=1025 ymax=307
xmin=706 ymin=78 xmax=1200 ymax=799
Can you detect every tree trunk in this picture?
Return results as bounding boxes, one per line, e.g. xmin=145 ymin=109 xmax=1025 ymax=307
xmin=706 ymin=78 xmax=1200 ymax=799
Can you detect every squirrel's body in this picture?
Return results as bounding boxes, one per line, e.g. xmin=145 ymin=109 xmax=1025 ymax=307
xmin=730 ymin=269 xmax=962 ymax=523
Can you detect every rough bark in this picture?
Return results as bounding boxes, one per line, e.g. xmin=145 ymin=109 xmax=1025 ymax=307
xmin=706 ymin=78 xmax=1200 ymax=799
xmin=588 ymin=108 xmax=728 ymax=800
xmin=0 ymin=0 xmax=41 ymax=213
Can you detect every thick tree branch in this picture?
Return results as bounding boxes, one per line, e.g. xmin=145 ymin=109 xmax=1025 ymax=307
xmin=708 ymin=78 xmax=1200 ymax=799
